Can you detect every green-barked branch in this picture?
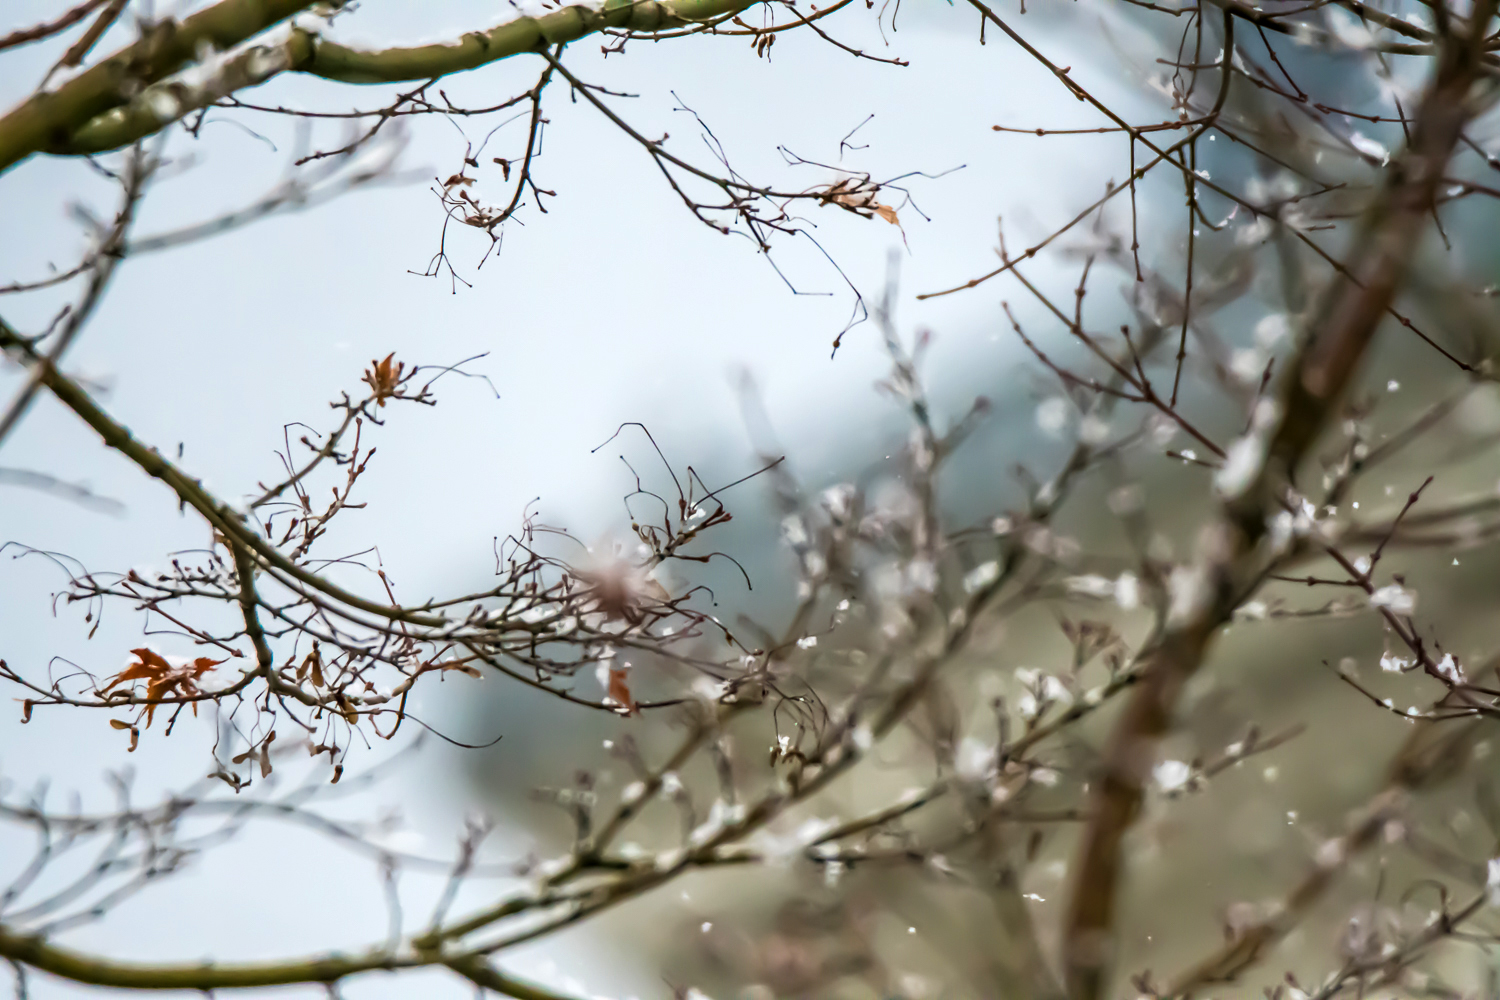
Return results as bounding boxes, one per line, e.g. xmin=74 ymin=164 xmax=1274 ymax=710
xmin=0 ymin=0 xmax=762 ymax=173
xmin=0 ymin=924 xmax=586 ymax=1000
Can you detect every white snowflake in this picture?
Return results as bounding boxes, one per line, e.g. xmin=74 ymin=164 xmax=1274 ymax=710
xmin=1368 ymin=584 xmax=1415 ymax=615
xmin=1153 ymin=760 xmax=1192 ymax=793
xmin=1036 ymin=397 xmax=1072 ymax=437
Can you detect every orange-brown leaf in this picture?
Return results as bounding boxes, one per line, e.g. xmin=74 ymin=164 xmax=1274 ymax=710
xmin=104 ymin=649 xmax=221 ymax=727
xmin=106 ymin=647 xmax=171 ymax=688
xmin=301 ymin=646 xmax=324 ymax=688
xmin=108 ymin=663 xmax=156 ymax=686
xmin=132 ymin=647 xmax=172 ymax=671
xmin=607 ymin=666 xmax=638 ymax=717
xmin=363 ymin=353 xmax=403 ymax=406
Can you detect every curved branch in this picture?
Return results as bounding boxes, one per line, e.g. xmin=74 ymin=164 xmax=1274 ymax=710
xmin=0 ymin=324 xmax=449 ymax=628
xmin=0 ymin=0 xmax=317 ymax=173
xmin=0 ymin=0 xmax=762 ymax=173
xmin=0 ymin=926 xmax=412 ymax=991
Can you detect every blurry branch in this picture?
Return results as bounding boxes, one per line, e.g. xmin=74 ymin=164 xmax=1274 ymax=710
xmin=0 ymin=0 xmax=313 ymax=173
xmin=0 ymin=144 xmax=147 ymax=448
xmin=45 ymin=0 xmax=129 ymax=84
xmin=0 ymin=467 xmax=124 ymax=514
xmin=1207 ymin=0 xmax=1500 ymax=65
xmin=1061 ymin=4 xmax=1500 ymax=998
xmin=0 ymin=742 xmax=522 ymax=884
xmin=0 ymin=1 xmax=108 ymax=55
xmin=0 ymin=126 xmax=412 ymax=302
xmin=124 ymin=127 xmax=417 ymax=255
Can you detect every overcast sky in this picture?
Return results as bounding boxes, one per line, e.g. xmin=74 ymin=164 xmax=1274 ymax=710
xmin=0 ymin=3 xmax=1164 ymax=996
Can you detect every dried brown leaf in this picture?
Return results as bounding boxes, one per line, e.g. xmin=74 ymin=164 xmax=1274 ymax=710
xmin=608 ymin=666 xmax=638 ymax=717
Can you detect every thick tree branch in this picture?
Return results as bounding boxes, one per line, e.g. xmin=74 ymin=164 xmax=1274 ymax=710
xmin=444 ymin=956 xmax=587 ymax=1000
xmin=0 ymin=919 xmax=577 ymax=999
xmin=0 ymin=0 xmax=316 ymax=174
xmin=0 ymin=0 xmax=760 ymax=173
xmin=0 ymin=925 xmax=412 ymax=991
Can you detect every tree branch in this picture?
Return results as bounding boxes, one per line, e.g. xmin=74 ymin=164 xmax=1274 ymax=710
xmin=1060 ymin=3 xmax=1500 ymax=997
xmin=0 ymin=0 xmax=762 ymax=173
xmin=0 ymin=0 xmax=317 ymax=173
xmin=0 ymin=925 xmax=412 ymax=991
